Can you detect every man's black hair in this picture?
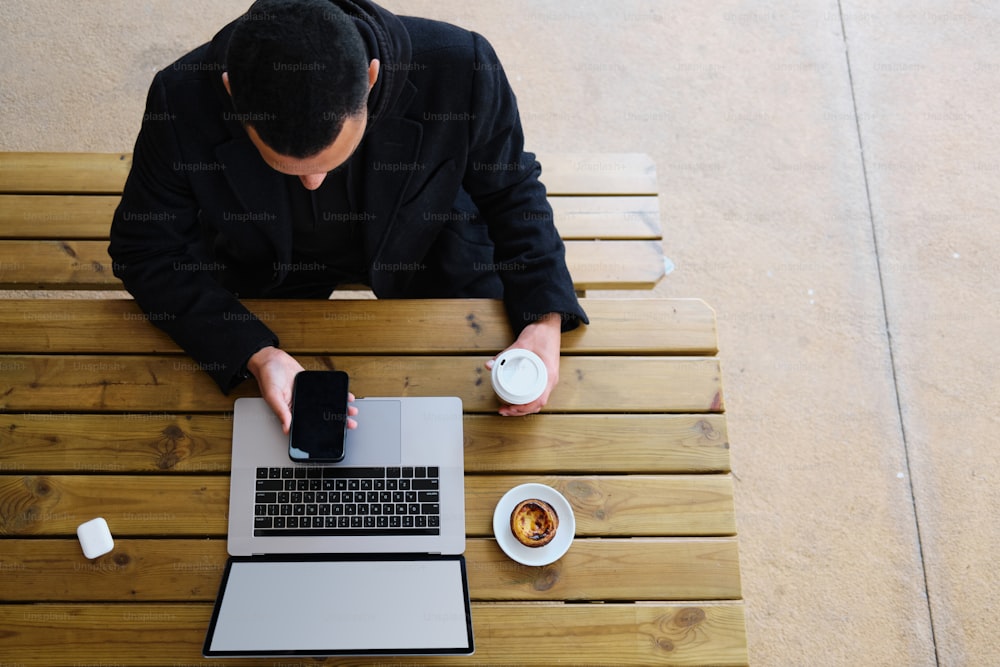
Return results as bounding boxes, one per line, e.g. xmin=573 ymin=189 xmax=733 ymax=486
xmin=225 ymin=0 xmax=370 ymax=158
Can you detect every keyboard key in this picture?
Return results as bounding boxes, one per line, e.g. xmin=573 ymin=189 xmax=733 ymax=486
xmin=412 ymin=479 xmax=438 ymax=490
xmin=256 ymin=468 xmax=269 ymax=479
xmin=402 ymin=467 xmax=413 ymax=478
xmin=255 ymin=516 xmax=272 ymax=529
xmin=415 ymin=467 xmax=426 ymax=478
xmin=418 ymin=491 xmax=439 ymax=502
xmin=256 ymin=480 xmax=283 ymax=491
xmin=428 ymin=467 xmax=439 ymax=477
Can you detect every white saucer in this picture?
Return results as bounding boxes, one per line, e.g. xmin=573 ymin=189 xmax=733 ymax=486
xmin=492 ymin=483 xmax=575 ymax=566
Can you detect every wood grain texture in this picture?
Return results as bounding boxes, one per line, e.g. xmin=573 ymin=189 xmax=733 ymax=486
xmin=0 ymin=413 xmax=729 ymax=474
xmin=0 ymin=354 xmax=725 ymax=413
xmin=0 ymin=151 xmax=655 ymax=196
xmin=0 ymin=474 xmax=735 ymax=537
xmin=0 ymin=239 xmax=121 ymax=289
xmin=0 ymin=298 xmax=719 ymax=355
xmin=564 ymin=239 xmax=666 ymax=289
xmin=550 ymin=195 xmax=662 ymax=239
xmin=0 ymin=537 xmax=740 ymax=602
xmin=0 ymin=239 xmax=662 ymax=291
xmin=0 ymin=602 xmax=748 ymax=666
xmin=538 ymin=152 xmax=659 ymax=195
xmin=0 ymin=152 xmax=131 ymax=194
xmin=0 ymin=194 xmax=120 ymax=237
xmin=0 ymin=193 xmax=660 ymax=241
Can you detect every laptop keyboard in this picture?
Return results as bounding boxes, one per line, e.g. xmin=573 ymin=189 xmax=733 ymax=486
xmin=253 ymin=466 xmax=441 ymax=537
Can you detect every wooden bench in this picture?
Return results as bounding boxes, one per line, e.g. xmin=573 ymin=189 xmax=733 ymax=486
xmin=0 ymin=151 xmax=666 ymax=293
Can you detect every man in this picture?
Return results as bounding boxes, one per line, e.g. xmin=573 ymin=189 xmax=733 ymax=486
xmin=109 ymin=0 xmax=588 ymax=431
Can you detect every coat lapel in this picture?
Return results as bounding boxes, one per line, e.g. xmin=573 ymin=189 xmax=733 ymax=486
xmin=215 ymin=137 xmax=293 ymax=265
xmin=353 ymin=81 xmax=426 ymax=293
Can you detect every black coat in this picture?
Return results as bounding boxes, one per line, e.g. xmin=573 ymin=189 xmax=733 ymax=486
xmin=109 ymin=0 xmax=587 ymax=392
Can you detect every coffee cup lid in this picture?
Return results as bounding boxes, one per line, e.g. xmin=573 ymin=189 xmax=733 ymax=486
xmin=491 ymin=349 xmax=547 ymax=405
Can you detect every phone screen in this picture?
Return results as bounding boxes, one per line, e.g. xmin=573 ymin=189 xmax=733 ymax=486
xmin=288 ymin=370 xmax=349 ymax=463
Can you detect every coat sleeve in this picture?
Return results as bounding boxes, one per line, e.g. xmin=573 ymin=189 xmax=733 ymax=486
xmin=108 ymin=72 xmax=278 ymax=393
xmin=462 ymin=33 xmax=589 ymax=336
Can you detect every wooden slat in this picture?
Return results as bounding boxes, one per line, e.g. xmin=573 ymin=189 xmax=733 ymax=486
xmin=565 ymin=240 xmax=665 ymax=290
xmin=0 ymin=298 xmax=718 ymax=355
xmin=0 ymin=194 xmax=661 ymax=241
xmin=0 ymin=413 xmax=730 ymax=474
xmin=0 ymin=474 xmax=736 ymax=537
xmin=0 ymin=239 xmax=663 ymax=291
xmin=0 ymin=152 xmax=655 ymax=196
xmin=0 ymin=152 xmax=131 ymax=194
xmin=0 ymin=602 xmax=749 ymax=666
xmin=0 ymin=355 xmax=725 ymax=413
xmin=0 ymin=240 xmax=119 ymax=289
xmin=0 ymin=537 xmax=740 ymax=602
xmin=550 ymin=195 xmax=661 ymax=240
xmin=0 ymin=194 xmax=120 ymax=238
xmin=537 ymin=152 xmax=659 ymax=195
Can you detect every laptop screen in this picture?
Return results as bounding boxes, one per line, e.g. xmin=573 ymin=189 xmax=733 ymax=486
xmin=203 ymin=555 xmax=474 ymax=657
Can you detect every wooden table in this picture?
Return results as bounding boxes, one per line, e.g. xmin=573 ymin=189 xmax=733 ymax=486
xmin=0 ymin=297 xmax=747 ymax=665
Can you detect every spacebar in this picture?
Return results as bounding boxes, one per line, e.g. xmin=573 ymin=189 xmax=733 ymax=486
xmin=254 ymin=528 xmax=440 ymax=537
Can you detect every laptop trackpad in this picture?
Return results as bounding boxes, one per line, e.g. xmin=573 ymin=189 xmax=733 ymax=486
xmin=341 ymin=398 xmax=401 ymax=466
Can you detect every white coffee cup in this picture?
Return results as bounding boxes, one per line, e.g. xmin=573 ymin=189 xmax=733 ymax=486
xmin=491 ymin=349 xmax=548 ymax=405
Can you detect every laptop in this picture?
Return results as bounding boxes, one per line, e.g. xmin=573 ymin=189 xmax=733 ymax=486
xmin=203 ymin=396 xmax=474 ymax=658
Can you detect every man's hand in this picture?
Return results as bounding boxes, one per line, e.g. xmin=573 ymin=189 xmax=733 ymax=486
xmin=485 ymin=313 xmax=563 ymax=416
xmin=247 ymin=346 xmax=358 ymax=434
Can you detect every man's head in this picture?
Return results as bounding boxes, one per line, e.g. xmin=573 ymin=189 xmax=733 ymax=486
xmin=224 ymin=0 xmax=379 ymax=189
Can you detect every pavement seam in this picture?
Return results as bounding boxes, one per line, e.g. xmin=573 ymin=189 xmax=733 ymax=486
xmin=835 ymin=2 xmax=939 ymax=664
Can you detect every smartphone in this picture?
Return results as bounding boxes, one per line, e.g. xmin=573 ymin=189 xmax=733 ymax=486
xmin=288 ymin=370 xmax=350 ymax=463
